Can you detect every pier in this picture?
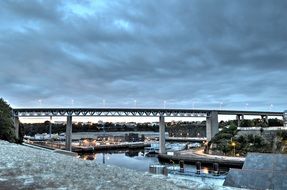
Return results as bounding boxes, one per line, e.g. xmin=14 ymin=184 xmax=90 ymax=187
xmin=27 ymin=140 xmax=150 ymax=153
xmin=158 ymin=154 xmax=244 ymax=168
xmin=158 ymin=148 xmax=245 ymax=168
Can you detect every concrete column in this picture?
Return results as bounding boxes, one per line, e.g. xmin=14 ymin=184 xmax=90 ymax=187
xmin=236 ymin=115 xmax=241 ymax=128
xmin=13 ymin=115 xmax=20 ymax=139
xmin=65 ymin=114 xmax=72 ymax=151
xmin=206 ymin=111 xmax=219 ymax=141
xmin=236 ymin=114 xmax=244 ymax=128
xmin=284 ymin=110 xmax=287 ymax=127
xmin=49 ymin=116 xmax=52 ymax=139
xmin=261 ymin=115 xmax=268 ymax=124
xmin=159 ymin=115 xmax=166 ymax=154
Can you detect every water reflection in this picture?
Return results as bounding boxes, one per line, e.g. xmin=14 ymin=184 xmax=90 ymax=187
xmin=79 ymin=149 xmax=158 ymax=171
xmin=201 ymin=167 xmax=209 ymax=174
xmin=79 ymin=149 xmax=229 ymax=174
xmin=125 ymin=149 xmax=141 ymax=157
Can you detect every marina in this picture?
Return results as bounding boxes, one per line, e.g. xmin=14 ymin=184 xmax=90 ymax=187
xmin=25 ymin=139 xmax=233 ymax=179
xmin=78 ymin=149 xmax=230 ymax=186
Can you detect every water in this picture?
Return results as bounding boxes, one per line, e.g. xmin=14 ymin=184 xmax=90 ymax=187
xmin=79 ymin=149 xmax=229 ymax=174
xmin=79 ymin=149 xmax=158 ymax=172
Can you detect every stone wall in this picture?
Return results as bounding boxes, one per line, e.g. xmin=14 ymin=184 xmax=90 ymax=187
xmin=224 ymin=153 xmax=287 ymax=189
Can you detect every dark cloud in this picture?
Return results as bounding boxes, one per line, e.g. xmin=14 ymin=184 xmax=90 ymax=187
xmin=0 ymin=0 xmax=286 ymax=111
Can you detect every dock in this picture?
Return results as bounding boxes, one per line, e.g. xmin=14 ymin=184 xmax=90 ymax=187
xmin=27 ymin=141 xmax=150 ymax=153
xmin=158 ymin=151 xmax=244 ymax=168
xmin=72 ymin=142 xmax=150 ymax=153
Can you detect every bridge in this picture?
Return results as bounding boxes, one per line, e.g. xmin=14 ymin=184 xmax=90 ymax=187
xmin=12 ymin=108 xmax=286 ymax=154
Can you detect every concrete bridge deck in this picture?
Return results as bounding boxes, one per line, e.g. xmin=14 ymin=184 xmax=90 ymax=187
xmin=13 ymin=107 xmax=283 ymax=117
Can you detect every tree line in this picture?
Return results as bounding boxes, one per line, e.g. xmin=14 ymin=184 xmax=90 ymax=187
xmin=23 ymin=122 xmax=159 ymax=136
xmin=219 ymin=118 xmax=283 ymax=128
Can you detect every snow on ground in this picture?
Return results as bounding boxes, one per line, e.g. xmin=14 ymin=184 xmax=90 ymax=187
xmin=0 ymin=141 xmax=242 ymax=190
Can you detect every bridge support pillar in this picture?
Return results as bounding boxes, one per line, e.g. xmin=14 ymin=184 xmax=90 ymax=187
xmin=236 ymin=114 xmax=244 ymax=128
xmin=159 ymin=115 xmax=166 ymax=154
xmin=49 ymin=116 xmax=52 ymax=139
xmin=65 ymin=115 xmax=72 ymax=151
xmin=261 ymin=115 xmax=268 ymax=125
xmin=13 ymin=115 xmax=19 ymax=140
xmin=206 ymin=111 xmax=218 ymax=141
xmin=284 ymin=110 xmax=287 ymax=127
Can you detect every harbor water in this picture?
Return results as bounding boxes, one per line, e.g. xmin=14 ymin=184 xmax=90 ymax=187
xmin=79 ymin=149 xmax=229 ymax=174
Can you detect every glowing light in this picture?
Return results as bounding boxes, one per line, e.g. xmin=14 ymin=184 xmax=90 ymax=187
xmin=202 ymin=167 xmax=209 ymax=174
xmin=83 ymin=139 xmax=89 ymax=146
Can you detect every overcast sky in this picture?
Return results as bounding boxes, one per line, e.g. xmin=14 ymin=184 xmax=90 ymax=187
xmin=0 ymin=0 xmax=286 ymax=111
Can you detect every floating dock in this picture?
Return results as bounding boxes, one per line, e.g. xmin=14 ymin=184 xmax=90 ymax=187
xmin=158 ymin=154 xmax=244 ymax=168
xmin=72 ymin=143 xmax=150 ymax=153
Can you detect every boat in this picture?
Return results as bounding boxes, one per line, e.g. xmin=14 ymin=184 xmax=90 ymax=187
xmin=166 ymin=143 xmax=187 ymax=151
xmin=144 ymin=147 xmax=159 ymax=156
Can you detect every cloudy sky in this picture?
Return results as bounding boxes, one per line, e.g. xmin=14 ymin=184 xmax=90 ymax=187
xmin=0 ymin=0 xmax=286 ymax=111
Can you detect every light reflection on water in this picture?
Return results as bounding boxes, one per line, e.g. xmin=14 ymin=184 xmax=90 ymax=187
xmin=79 ymin=149 xmax=229 ymax=174
xmin=79 ymin=150 xmax=159 ymax=172
xmin=201 ymin=167 xmax=209 ymax=174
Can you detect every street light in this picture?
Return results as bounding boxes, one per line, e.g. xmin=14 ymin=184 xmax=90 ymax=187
xmin=38 ymin=99 xmax=42 ymax=106
xmin=102 ymin=99 xmax=106 ymax=107
xmin=231 ymin=142 xmax=236 ymax=157
xmin=191 ymin=99 xmax=195 ymax=109
xmin=219 ymin=102 xmax=223 ymax=110
xmin=245 ymin=103 xmax=249 ymax=110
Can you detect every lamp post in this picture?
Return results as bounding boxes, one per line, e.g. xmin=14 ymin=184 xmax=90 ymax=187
xmin=231 ymin=142 xmax=236 ymax=157
xmin=102 ymin=99 xmax=106 ymax=107
xmin=191 ymin=99 xmax=195 ymax=109
xmin=38 ymin=99 xmax=42 ymax=106
xmin=163 ymin=100 xmax=167 ymax=109
xmin=269 ymin=104 xmax=273 ymax=111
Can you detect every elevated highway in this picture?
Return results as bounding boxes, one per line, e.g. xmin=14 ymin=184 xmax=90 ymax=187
xmin=12 ymin=108 xmax=286 ymax=154
xmin=13 ymin=107 xmax=283 ymax=117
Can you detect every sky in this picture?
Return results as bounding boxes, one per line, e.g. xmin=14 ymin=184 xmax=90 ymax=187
xmin=1 ymin=0 xmax=287 ymax=113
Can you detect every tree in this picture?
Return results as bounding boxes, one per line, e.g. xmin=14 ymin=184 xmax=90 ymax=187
xmin=240 ymin=119 xmax=254 ymax=127
xmin=269 ymin=118 xmax=284 ymax=126
xmin=0 ymin=98 xmax=16 ymax=142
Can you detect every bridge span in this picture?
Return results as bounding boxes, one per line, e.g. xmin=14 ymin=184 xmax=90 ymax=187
xmin=12 ymin=108 xmax=286 ymax=154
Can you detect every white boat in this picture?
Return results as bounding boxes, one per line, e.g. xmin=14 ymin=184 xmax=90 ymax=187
xmin=166 ymin=143 xmax=187 ymax=151
xmin=144 ymin=147 xmax=159 ymax=155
